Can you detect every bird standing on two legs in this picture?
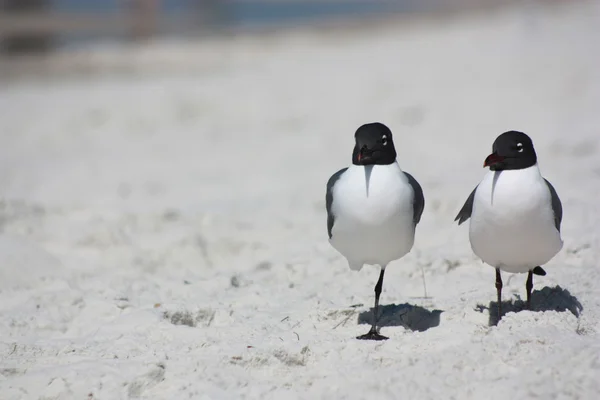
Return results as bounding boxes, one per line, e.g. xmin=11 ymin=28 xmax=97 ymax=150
xmin=455 ymin=131 xmax=563 ymax=319
xmin=326 ymin=122 xmax=425 ymax=340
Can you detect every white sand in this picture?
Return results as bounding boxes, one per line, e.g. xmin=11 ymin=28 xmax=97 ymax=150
xmin=1 ymin=2 xmax=600 ymax=399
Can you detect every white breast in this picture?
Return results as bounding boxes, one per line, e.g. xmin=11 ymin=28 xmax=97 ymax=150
xmin=469 ymin=164 xmax=563 ymax=273
xmin=329 ymin=163 xmax=416 ymax=270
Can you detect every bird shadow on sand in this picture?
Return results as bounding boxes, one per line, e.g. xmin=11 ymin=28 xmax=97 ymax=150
xmin=475 ymin=285 xmax=583 ymax=326
xmin=357 ymin=303 xmax=443 ymax=332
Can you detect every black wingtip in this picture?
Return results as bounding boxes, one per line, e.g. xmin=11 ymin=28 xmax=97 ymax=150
xmin=455 ymin=186 xmax=477 ymax=226
xmin=533 ymin=266 xmax=546 ymax=276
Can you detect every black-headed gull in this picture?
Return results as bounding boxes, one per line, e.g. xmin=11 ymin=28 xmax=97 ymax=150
xmin=455 ymin=130 xmax=563 ymax=318
xmin=326 ymin=122 xmax=425 ymax=340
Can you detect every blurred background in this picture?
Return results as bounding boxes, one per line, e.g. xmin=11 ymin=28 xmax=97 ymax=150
xmin=0 ymin=1 xmax=568 ymax=72
xmin=0 ymin=0 xmax=547 ymax=50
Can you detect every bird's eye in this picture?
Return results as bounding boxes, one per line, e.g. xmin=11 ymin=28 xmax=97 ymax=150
xmin=516 ymin=142 xmax=523 ymax=152
xmin=382 ymin=135 xmax=388 ymax=146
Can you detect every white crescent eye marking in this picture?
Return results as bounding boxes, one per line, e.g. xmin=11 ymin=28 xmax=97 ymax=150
xmin=517 ymin=142 xmax=523 ymax=152
xmin=382 ymin=135 xmax=388 ymax=146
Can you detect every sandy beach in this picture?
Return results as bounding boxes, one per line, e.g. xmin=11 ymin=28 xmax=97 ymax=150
xmin=1 ymin=1 xmax=599 ymax=399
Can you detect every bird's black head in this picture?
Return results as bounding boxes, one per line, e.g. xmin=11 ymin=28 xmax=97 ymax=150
xmin=484 ymin=130 xmax=537 ymax=171
xmin=352 ymin=122 xmax=397 ymax=166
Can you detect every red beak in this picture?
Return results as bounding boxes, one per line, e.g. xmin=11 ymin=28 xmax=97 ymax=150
xmin=483 ymin=153 xmax=505 ymax=168
xmin=357 ymin=146 xmax=371 ymax=163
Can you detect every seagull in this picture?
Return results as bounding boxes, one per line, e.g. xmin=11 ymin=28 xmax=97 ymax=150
xmin=455 ymin=130 xmax=563 ymax=319
xmin=326 ymin=122 xmax=425 ymax=340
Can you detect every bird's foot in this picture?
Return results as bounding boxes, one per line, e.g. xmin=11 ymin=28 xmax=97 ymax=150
xmin=356 ymin=328 xmax=388 ymax=341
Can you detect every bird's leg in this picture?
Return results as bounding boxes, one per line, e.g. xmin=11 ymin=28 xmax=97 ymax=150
xmin=495 ymin=268 xmax=503 ymax=320
xmin=526 ymin=269 xmax=533 ymax=310
xmin=357 ymin=267 xmax=388 ymax=341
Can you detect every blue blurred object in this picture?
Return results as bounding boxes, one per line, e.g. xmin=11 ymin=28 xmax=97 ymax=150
xmin=2 ymin=0 xmax=512 ymax=51
xmin=44 ymin=0 xmax=409 ymax=48
xmin=52 ymin=0 xmax=404 ymax=26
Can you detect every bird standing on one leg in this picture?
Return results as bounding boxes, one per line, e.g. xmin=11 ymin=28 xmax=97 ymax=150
xmin=326 ymin=122 xmax=425 ymax=340
xmin=455 ymin=131 xmax=563 ymax=320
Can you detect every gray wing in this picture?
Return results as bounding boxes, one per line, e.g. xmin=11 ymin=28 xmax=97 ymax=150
xmin=455 ymin=186 xmax=478 ymax=225
xmin=544 ymin=178 xmax=563 ymax=232
xmin=403 ymin=172 xmax=425 ymax=225
xmin=326 ymin=168 xmax=348 ymax=239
